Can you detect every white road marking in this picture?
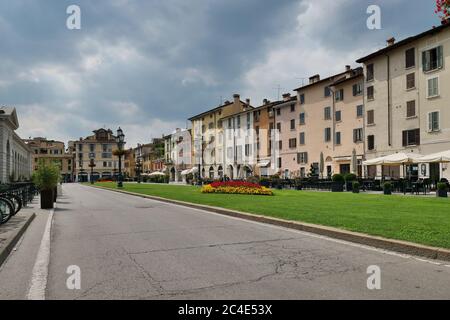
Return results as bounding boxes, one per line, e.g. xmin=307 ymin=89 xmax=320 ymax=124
xmin=90 ymin=185 xmax=450 ymax=268
xmin=26 ymin=207 xmax=54 ymax=300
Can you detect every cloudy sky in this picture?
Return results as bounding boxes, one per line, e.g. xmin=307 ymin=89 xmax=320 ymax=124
xmin=0 ymin=0 xmax=441 ymax=148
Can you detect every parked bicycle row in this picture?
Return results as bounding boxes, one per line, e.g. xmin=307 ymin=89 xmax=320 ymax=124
xmin=0 ymin=183 xmax=38 ymax=225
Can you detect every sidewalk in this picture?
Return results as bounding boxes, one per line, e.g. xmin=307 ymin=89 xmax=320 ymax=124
xmin=0 ymin=200 xmax=39 ymax=267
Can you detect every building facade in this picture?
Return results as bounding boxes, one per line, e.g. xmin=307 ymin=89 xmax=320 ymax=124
xmin=24 ymin=137 xmax=74 ymax=182
xmin=292 ymin=67 xmax=364 ymax=179
xmin=164 ymin=128 xmax=192 ymax=182
xmin=0 ymin=107 xmax=32 ymax=183
xmin=357 ymin=22 xmax=450 ymax=180
xmin=189 ymin=94 xmax=250 ymax=179
xmin=69 ymin=128 xmax=123 ymax=182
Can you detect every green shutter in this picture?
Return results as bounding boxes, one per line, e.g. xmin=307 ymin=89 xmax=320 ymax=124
xmin=437 ymin=46 xmax=444 ymax=69
xmin=423 ymin=51 xmax=430 ymax=71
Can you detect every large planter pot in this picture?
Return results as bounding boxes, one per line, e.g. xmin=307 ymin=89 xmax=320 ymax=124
xmin=53 ymin=187 xmax=57 ymax=202
xmin=41 ymin=189 xmax=54 ymax=209
xmin=437 ymin=189 xmax=448 ymax=198
xmin=384 ymin=189 xmax=392 ymax=195
xmin=352 ymin=189 xmax=360 ymax=194
xmin=331 ymin=184 xmax=344 ymax=192
xmin=295 ymin=185 xmax=302 ymax=191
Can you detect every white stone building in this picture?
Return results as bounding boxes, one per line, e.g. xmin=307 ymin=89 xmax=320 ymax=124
xmin=0 ymin=107 xmax=32 ymax=183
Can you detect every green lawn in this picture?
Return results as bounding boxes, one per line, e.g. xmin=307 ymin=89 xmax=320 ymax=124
xmin=94 ymin=182 xmax=450 ymax=249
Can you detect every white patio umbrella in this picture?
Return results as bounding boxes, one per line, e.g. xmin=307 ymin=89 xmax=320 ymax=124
xmin=363 ymin=152 xmax=422 ymax=166
xmin=417 ymin=150 xmax=450 ymax=163
xmin=351 ymin=149 xmax=357 ymax=174
xmin=149 ymin=171 xmax=165 ymax=176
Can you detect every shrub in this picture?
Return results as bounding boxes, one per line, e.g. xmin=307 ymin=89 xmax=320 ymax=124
xmin=437 ymin=182 xmax=449 ymax=191
xmin=352 ymin=181 xmax=360 ymax=193
xmin=345 ymin=173 xmax=357 ymax=182
xmin=32 ymin=163 xmax=60 ymax=191
xmin=332 ymin=174 xmax=345 ymax=184
xmin=202 ymin=181 xmax=273 ymax=196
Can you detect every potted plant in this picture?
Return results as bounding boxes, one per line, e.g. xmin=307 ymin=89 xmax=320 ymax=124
xmin=32 ymin=163 xmax=60 ymax=209
xmin=437 ymin=182 xmax=448 ymax=198
xmin=383 ymin=182 xmax=393 ymax=195
xmin=352 ymin=181 xmax=360 ymax=194
xmin=331 ymin=174 xmax=345 ymax=192
xmin=344 ymin=173 xmax=357 ymax=192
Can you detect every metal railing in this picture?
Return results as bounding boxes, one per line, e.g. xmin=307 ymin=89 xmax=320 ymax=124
xmin=0 ymin=183 xmax=38 ymax=225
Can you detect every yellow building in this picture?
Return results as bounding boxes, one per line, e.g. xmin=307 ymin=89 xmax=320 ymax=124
xmin=69 ymin=128 xmax=123 ymax=182
xmin=25 ymin=137 xmax=74 ymax=182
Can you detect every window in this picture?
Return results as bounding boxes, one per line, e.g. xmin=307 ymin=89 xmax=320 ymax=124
xmin=299 ymin=113 xmax=305 ymax=125
xmin=353 ymin=83 xmax=363 ymax=96
xmin=89 ymin=144 xmax=95 ymax=152
xmin=324 ymin=127 xmax=331 ymax=142
xmin=277 ymin=122 xmax=281 ymax=133
xmin=300 ymin=167 xmax=306 ymax=178
xmin=276 ymin=108 xmax=281 ymax=116
xmin=300 ymin=94 xmax=305 ymax=104
xmin=406 ymin=73 xmax=415 ymax=89
xmin=290 ymin=119 xmax=295 ymax=130
xmin=428 ymin=111 xmax=440 ymax=132
xmin=368 ymin=135 xmax=375 ymax=151
xmin=290 ymin=104 xmax=295 ymax=112
xmin=335 ymin=110 xmax=342 ymax=122
xmin=406 ymin=100 xmax=416 ymax=118
xmin=255 ymin=126 xmax=260 ymax=135
xmin=405 ymin=48 xmax=416 ymax=68
xmin=367 ymin=86 xmax=374 ymax=100
xmin=289 ymin=138 xmax=297 ymax=149
xmin=353 ymin=128 xmax=363 ymax=143
xmin=335 ymin=132 xmax=341 ymax=145
xmin=427 ymin=77 xmax=439 ymax=97
xmin=245 ymin=144 xmax=252 ymax=157
xmin=324 ymin=107 xmax=331 ymax=120
xmin=78 ymin=144 xmax=82 ymax=152
xmin=422 ymin=46 xmax=443 ymax=72
xmin=335 ymin=89 xmax=344 ymax=101
xmin=297 ymin=152 xmax=308 ymax=164
xmin=402 ymin=129 xmax=420 ymax=146
xmin=324 ymin=86 xmax=331 ymax=97
xmin=357 ymin=105 xmax=364 ymax=118
xmin=366 ymin=64 xmax=374 ymax=81
xmin=367 ymin=110 xmax=375 ymax=125
xmin=279 ymin=140 xmax=282 ymax=150
xmin=277 ymin=157 xmax=282 ymax=168
xmin=299 ymin=132 xmax=305 ymax=145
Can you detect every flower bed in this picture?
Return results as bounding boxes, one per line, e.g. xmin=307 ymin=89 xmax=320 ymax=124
xmin=201 ymin=181 xmax=273 ymax=196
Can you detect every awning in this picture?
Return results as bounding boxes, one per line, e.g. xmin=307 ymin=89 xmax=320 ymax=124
xmin=363 ymin=152 xmax=423 ymax=166
xmin=181 ymin=169 xmax=190 ymax=175
xmin=189 ymin=167 xmax=199 ymax=174
xmin=417 ymin=150 xmax=450 ymax=163
xmin=257 ymin=160 xmax=270 ymax=168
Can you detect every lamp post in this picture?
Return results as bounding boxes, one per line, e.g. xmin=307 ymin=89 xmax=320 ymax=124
xmin=116 ymin=127 xmax=125 ymax=188
xmin=89 ymin=157 xmax=96 ymax=184
xmin=135 ymin=144 xmax=143 ymax=183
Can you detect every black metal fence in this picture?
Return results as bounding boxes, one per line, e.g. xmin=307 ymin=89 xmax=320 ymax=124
xmin=0 ymin=183 xmax=38 ymax=225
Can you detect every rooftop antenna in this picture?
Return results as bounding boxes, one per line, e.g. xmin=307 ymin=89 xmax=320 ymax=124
xmin=272 ymin=84 xmax=285 ymax=100
xmin=295 ymin=77 xmax=309 ymax=87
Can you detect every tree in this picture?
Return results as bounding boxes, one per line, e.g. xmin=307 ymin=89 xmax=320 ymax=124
xmin=436 ymin=0 xmax=450 ymax=21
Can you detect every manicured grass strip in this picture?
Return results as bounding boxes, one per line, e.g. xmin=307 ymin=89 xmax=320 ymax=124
xmin=94 ymin=182 xmax=450 ymax=249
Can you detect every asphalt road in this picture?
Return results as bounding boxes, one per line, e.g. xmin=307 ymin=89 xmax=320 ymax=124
xmin=1 ymin=183 xmax=450 ymax=299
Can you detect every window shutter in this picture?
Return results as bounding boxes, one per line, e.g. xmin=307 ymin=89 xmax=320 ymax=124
xmin=415 ymin=129 xmax=420 ymax=146
xmin=435 ymin=112 xmax=440 ymax=131
xmin=437 ymin=46 xmax=444 ymax=69
xmin=402 ymin=131 xmax=407 ymax=147
xmin=423 ymin=51 xmax=430 ymax=71
xmin=428 ymin=113 xmax=433 ymax=132
xmin=305 ymin=153 xmax=308 ymax=164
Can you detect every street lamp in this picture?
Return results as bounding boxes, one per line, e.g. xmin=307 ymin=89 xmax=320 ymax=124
xmin=135 ymin=144 xmax=143 ymax=183
xmin=88 ymin=157 xmax=96 ymax=184
xmin=116 ymin=127 xmax=125 ymax=188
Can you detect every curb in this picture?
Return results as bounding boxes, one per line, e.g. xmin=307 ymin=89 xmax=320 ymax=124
xmin=91 ymin=185 xmax=450 ymax=262
xmin=0 ymin=212 xmax=36 ymax=267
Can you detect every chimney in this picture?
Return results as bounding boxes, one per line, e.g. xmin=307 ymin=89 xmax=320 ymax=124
xmin=245 ymin=98 xmax=251 ymax=106
xmin=386 ymin=37 xmax=395 ymax=46
xmin=282 ymin=93 xmax=291 ymax=101
xmin=345 ymin=65 xmax=351 ymax=71
xmin=233 ymin=93 xmax=240 ymax=104
xmin=309 ymin=74 xmax=320 ymax=84
xmin=263 ymin=98 xmax=269 ymax=105
xmin=224 ymin=100 xmax=231 ymax=104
